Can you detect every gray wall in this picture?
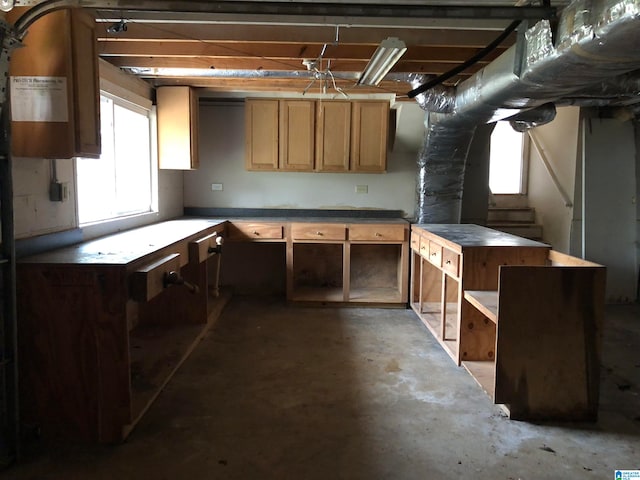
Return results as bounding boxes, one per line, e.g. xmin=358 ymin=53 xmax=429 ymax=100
xmin=184 ymin=101 xmax=425 ymax=218
xmin=527 ymin=107 xmax=580 ymax=254
xmin=582 ymin=115 xmax=638 ymax=303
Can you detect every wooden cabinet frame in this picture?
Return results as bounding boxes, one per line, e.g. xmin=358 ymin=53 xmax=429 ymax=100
xmin=17 ymin=220 xmax=227 ymax=443
xmin=287 ymin=221 xmax=408 ymax=305
xmin=157 ymin=86 xmax=199 ymax=170
xmin=8 ymin=8 xmax=100 ymax=158
xmin=410 ymin=224 xmax=605 ymax=421
xmin=245 ymin=98 xmax=389 ymax=172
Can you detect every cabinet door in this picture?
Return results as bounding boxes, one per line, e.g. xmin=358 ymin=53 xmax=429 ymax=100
xmin=157 ymin=86 xmax=199 ymax=170
xmin=245 ymin=99 xmax=279 ymax=171
xmin=70 ymin=9 xmax=101 ymax=157
xmin=9 ymin=8 xmax=100 ymax=159
xmin=350 ymin=101 xmax=389 ymax=172
xmin=316 ymin=100 xmax=351 ymax=172
xmin=279 ymin=100 xmax=315 ymax=171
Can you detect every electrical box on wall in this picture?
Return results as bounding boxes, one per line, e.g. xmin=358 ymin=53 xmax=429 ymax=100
xmin=49 ymin=181 xmax=68 ymax=202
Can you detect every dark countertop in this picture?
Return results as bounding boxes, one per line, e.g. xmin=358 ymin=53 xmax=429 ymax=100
xmin=228 ymin=217 xmax=409 ymax=225
xmin=19 ymin=216 xmax=408 ymax=266
xmin=19 ymin=218 xmax=226 ymax=266
xmin=413 ymin=223 xmax=549 ymax=249
xmin=184 ymin=207 xmax=406 ymax=219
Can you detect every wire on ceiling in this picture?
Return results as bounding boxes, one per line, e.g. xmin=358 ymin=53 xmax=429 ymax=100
xmin=406 ymin=18 xmax=521 ymax=99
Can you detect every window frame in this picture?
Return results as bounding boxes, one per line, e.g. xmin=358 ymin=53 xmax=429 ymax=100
xmin=488 ymin=122 xmax=530 ymax=195
xmin=75 ymin=90 xmax=158 ymax=229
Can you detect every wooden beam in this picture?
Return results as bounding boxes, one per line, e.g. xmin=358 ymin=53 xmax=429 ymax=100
xmin=98 ymin=41 xmax=506 ymax=63
xmin=105 ymin=56 xmax=484 ymax=75
xmin=142 ymin=76 xmax=460 ymax=98
xmin=97 ymin=23 xmax=517 ymax=48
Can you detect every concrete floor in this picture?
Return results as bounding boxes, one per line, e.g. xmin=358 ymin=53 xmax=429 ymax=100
xmin=7 ymin=297 xmax=640 ymax=479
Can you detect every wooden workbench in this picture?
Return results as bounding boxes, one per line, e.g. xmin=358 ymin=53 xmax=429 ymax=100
xmin=410 ymin=224 xmax=605 ymax=420
xmin=17 ymin=219 xmax=227 ymax=443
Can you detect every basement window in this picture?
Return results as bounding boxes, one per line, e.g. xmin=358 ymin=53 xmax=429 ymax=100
xmin=76 ymin=93 xmax=156 ymax=225
xmin=488 ymin=121 xmax=527 ymax=194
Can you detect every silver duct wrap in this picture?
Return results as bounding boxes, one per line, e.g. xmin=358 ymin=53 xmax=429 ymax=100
xmin=506 ymin=103 xmax=557 ymax=132
xmin=414 ymin=0 xmax=640 ymax=224
xmin=416 ymin=114 xmax=476 ymax=223
xmin=408 ymin=73 xmax=456 ymax=114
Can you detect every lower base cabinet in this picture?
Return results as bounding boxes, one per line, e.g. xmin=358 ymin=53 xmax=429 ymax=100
xmin=17 ymin=220 xmax=227 ymax=443
xmin=410 ymin=224 xmax=606 ymax=421
xmin=287 ymin=221 xmax=409 ymax=305
xmin=16 ymin=217 xmax=410 ymax=443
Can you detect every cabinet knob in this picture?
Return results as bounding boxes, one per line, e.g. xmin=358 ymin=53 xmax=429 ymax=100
xmin=316 ymin=231 xmax=323 ymax=236
xmin=446 ymin=260 xmax=451 ymax=264
xmin=253 ymin=231 xmax=260 ymax=235
xmin=375 ymin=232 xmax=382 ymax=237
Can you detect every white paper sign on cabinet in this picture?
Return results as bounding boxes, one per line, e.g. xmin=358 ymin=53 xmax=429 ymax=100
xmin=10 ymin=76 xmax=68 ymax=122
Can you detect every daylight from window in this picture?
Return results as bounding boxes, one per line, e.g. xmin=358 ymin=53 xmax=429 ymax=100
xmin=489 ymin=121 xmax=525 ymax=194
xmin=77 ymin=95 xmax=154 ymax=224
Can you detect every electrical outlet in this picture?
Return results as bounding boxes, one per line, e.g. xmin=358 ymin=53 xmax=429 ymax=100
xmin=355 ymin=185 xmax=368 ymax=194
xmin=211 ymin=183 xmax=223 ymax=191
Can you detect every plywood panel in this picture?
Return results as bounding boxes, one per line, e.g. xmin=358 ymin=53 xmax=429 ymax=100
xmin=17 ymin=265 xmax=130 ymax=443
xmin=461 ymin=246 xmax=548 ymax=290
xmin=459 ymin=300 xmax=496 ymax=363
xmin=494 ymin=266 xmax=605 ymax=420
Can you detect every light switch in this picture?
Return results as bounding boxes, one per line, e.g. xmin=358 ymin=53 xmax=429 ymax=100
xmin=355 ymin=185 xmax=368 ymax=194
xmin=211 ymin=183 xmax=223 ymax=191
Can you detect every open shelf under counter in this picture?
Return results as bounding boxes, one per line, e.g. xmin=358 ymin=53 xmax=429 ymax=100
xmin=463 ymin=290 xmax=498 ymax=323
xmin=349 ymin=286 xmax=403 ymax=304
xmin=16 ymin=218 xmax=229 ymax=443
xmin=290 ymin=286 xmax=345 ymax=303
xmin=286 ymin=218 xmax=409 ymax=306
xmin=462 ymin=361 xmax=496 ymax=400
xmin=411 ymin=301 xmax=459 ymax=361
xmin=127 ymin=291 xmax=230 ymax=434
xmin=411 ymin=224 xmax=606 ymax=421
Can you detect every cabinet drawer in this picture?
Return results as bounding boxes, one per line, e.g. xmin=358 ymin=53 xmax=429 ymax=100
xmin=130 ymin=253 xmax=181 ymax=302
xmin=291 ymin=223 xmax=346 ymax=241
xmin=410 ymin=231 xmax=421 ymax=251
xmin=228 ymin=222 xmax=284 ymax=241
xmin=419 ymin=236 xmax=430 ymax=259
xmin=442 ymin=248 xmax=460 ymax=278
xmin=349 ymin=224 xmax=405 ymax=242
xmin=428 ymin=241 xmax=442 ymax=267
xmin=189 ymin=231 xmax=222 ymax=263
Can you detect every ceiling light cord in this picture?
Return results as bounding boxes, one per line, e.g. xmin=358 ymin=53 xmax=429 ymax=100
xmin=407 ymin=19 xmax=521 ymax=99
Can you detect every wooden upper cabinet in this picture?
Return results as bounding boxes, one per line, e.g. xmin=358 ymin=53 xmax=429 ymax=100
xmin=351 ymin=101 xmax=389 ymax=172
xmin=316 ymin=100 xmax=351 ymax=172
xmin=244 ymin=98 xmax=389 ymax=173
xmin=279 ymin=100 xmax=315 ymax=171
xmin=245 ymin=99 xmax=279 ymax=171
xmin=8 ymin=8 xmax=100 ymax=159
xmin=157 ymin=86 xmax=199 ymax=170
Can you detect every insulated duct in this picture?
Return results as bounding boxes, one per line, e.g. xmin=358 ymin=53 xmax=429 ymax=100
xmin=409 ymin=73 xmax=456 ymax=114
xmin=414 ymin=0 xmax=640 ymax=223
xmin=506 ymin=102 xmax=557 ymax=132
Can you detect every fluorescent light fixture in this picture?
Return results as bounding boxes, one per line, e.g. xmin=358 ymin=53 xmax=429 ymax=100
xmin=357 ymin=37 xmax=407 ymax=86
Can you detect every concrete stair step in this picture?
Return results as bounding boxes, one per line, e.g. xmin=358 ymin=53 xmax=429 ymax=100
xmin=487 ymin=207 xmax=536 ymax=224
